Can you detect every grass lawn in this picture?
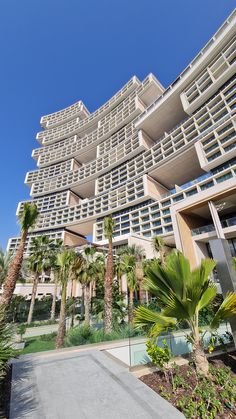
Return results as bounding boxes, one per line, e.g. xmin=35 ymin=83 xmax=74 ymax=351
xmin=22 ymin=335 xmax=56 ymax=354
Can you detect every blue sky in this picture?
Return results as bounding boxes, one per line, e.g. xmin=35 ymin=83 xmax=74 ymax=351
xmin=0 ymin=0 xmax=235 ymax=250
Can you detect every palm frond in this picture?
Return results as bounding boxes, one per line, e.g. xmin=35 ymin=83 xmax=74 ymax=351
xmin=134 ymin=305 xmax=177 ymax=337
xmin=210 ymin=292 xmax=236 ymax=330
xmin=197 ymin=284 xmax=217 ymax=311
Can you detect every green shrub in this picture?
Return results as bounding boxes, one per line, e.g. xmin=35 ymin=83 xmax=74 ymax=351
xmin=65 ymin=323 xmax=141 ymax=347
xmin=65 ymin=323 xmax=93 ymax=346
xmin=146 ymin=338 xmax=171 ymax=370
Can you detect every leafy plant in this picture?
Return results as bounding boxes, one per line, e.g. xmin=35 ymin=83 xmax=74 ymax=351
xmin=0 ymin=306 xmax=16 ymax=383
xmin=146 ymin=338 xmax=171 ymax=370
xmin=135 ymin=251 xmax=236 ymax=376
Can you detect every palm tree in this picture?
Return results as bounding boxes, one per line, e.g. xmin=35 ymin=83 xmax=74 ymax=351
xmin=122 ymin=253 xmax=137 ymax=323
xmin=27 ymin=236 xmax=53 ymax=324
xmin=103 ymin=215 xmax=115 ymax=333
xmin=152 ymin=235 xmax=165 ymax=265
xmin=1 ymin=203 xmax=39 ymax=307
xmin=55 ymin=249 xmax=75 ymax=348
xmin=134 ymin=251 xmax=236 ymax=377
xmin=49 ymin=239 xmax=63 ymax=320
xmin=0 ymin=250 xmax=12 ymax=287
xmin=126 ymin=245 xmax=145 ymax=304
xmin=75 ymin=247 xmax=104 ymax=324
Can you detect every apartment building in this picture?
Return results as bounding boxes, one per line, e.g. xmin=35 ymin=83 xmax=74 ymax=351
xmin=7 ymin=10 xmax=236 ymax=298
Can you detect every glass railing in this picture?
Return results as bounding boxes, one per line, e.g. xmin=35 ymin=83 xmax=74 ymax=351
xmin=191 ymin=216 xmax=236 ymax=236
xmin=191 ymin=224 xmax=215 ymax=236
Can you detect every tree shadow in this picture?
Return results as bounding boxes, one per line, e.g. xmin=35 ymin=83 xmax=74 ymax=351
xmin=10 ymin=359 xmax=40 ymax=419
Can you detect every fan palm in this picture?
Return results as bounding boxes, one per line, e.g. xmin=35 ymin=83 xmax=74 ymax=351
xmin=55 ymin=249 xmax=76 ymax=348
xmin=103 ymin=215 xmax=115 ymax=333
xmin=1 ymin=203 xmax=39 ymax=307
xmin=27 ymin=236 xmax=54 ymax=324
xmin=134 ymin=251 xmax=236 ymax=376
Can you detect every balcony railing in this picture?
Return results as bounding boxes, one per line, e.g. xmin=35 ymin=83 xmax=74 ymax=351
xmin=191 ymin=216 xmax=236 ymax=236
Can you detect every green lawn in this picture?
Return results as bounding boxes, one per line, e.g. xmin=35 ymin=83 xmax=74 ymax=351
xmin=22 ymin=335 xmax=56 ymax=354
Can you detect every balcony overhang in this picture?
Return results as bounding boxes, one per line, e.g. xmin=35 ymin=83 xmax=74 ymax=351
xmin=135 ymin=10 xmax=236 ymax=139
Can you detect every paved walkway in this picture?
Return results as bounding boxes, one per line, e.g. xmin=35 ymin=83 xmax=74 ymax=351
xmin=10 ymin=348 xmax=184 ymax=419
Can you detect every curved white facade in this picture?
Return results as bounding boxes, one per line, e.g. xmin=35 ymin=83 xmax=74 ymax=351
xmin=8 ymin=10 xmax=236 ymax=269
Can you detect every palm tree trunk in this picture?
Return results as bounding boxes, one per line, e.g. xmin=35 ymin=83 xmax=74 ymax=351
xmin=84 ymin=283 xmax=91 ymax=324
xmin=27 ymin=272 xmax=39 ymax=324
xmin=50 ymin=282 xmax=57 ymax=320
xmin=56 ymin=282 xmax=67 ymax=348
xmin=192 ymin=342 xmax=209 ymax=376
xmin=1 ymin=231 xmax=27 ymax=306
xmin=129 ymin=289 xmax=134 ymax=324
xmin=192 ymin=324 xmax=209 ymax=376
xmin=104 ymin=239 xmax=113 ymax=333
xmin=80 ymin=285 xmax=85 ymax=320
xmin=136 ymin=261 xmax=144 ymax=304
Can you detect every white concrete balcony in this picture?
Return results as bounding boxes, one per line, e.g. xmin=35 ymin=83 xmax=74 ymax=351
xmin=33 ymin=97 xmax=145 ymax=167
xmin=181 ymin=35 xmax=236 ymax=114
xmin=30 ymin=130 xmax=150 ymax=198
xmin=135 ymin=10 xmax=236 ymax=140
xmin=7 ymin=229 xmax=65 ymax=254
xmin=195 ymin=113 xmax=236 ymax=171
xmin=40 ymin=101 xmax=90 ymax=129
xmin=33 ymin=174 xmax=163 ymax=233
xmin=7 ymin=228 xmax=86 ymax=255
xmin=17 ymin=191 xmax=80 ymax=215
xmin=25 ymin=159 xmax=78 ymax=186
xmin=96 ymin=92 xmax=234 ymax=194
xmin=37 ymin=76 xmax=141 ymax=145
xmin=94 ymin=162 xmax=236 ymax=243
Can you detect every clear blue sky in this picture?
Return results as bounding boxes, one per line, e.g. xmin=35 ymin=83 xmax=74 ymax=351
xmin=0 ymin=0 xmax=235 ymax=250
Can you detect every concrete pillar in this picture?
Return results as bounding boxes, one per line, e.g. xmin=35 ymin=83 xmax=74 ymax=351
xmin=209 ymin=238 xmax=236 ymax=345
xmin=208 ymin=200 xmax=225 ymax=239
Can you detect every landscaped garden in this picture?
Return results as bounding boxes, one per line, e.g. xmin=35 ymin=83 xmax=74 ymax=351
xmin=0 ymin=202 xmax=236 ymax=418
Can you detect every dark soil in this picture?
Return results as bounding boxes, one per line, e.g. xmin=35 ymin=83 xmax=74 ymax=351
xmin=140 ymin=351 xmax=236 ymax=419
xmin=0 ymin=366 xmax=12 ymax=419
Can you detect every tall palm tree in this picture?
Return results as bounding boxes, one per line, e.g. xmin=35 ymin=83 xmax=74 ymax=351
xmin=74 ymin=247 xmax=104 ymax=324
xmin=55 ymin=249 xmax=75 ymax=348
xmin=49 ymin=239 xmax=63 ymax=320
xmin=27 ymin=236 xmax=53 ymax=324
xmin=152 ymin=235 xmax=165 ymax=265
xmin=103 ymin=215 xmax=115 ymax=333
xmin=122 ymin=253 xmax=137 ymax=324
xmin=1 ymin=203 xmax=39 ymax=307
xmin=125 ymin=245 xmax=145 ymax=304
xmin=134 ymin=251 xmax=236 ymax=376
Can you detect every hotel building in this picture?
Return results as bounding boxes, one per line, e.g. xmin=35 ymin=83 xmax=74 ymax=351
xmin=7 ymin=10 xmax=236 ymax=298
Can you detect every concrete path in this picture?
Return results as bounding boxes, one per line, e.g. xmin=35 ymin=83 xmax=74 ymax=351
xmin=10 ymin=348 xmax=184 ymax=419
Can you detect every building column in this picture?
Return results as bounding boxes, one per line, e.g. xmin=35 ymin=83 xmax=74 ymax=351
xmin=209 ymin=239 xmax=236 ymax=345
xmin=208 ymin=200 xmax=225 ymax=239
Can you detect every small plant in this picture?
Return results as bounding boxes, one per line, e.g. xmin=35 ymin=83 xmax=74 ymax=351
xmin=17 ymin=323 xmax=27 ymax=342
xmin=146 ymin=338 xmax=171 ymax=371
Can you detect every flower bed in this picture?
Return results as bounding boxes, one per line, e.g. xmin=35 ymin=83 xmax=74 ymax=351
xmin=140 ymin=351 xmax=236 ymax=418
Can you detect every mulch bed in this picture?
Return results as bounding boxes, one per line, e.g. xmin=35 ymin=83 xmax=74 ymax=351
xmin=0 ymin=366 xmax=12 ymax=419
xmin=140 ymin=351 xmax=236 ymax=419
